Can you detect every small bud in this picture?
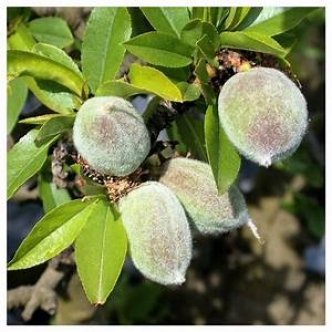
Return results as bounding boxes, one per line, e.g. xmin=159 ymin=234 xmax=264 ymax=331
xmin=157 ymin=157 xmax=250 ymax=234
xmin=73 ymin=96 xmax=151 ymax=176
xmin=218 ymin=67 xmax=308 ymax=166
xmin=119 ymin=181 xmax=192 ymax=285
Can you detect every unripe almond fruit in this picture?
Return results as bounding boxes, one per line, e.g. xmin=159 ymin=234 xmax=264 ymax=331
xmin=157 ymin=157 xmax=250 ymax=234
xmin=218 ymin=67 xmax=308 ymax=167
xmin=73 ymin=96 xmax=151 ymax=176
xmin=119 ymin=181 xmax=192 ymax=285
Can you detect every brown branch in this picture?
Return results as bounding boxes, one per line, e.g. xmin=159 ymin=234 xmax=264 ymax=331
xmin=7 ymin=248 xmax=74 ymax=321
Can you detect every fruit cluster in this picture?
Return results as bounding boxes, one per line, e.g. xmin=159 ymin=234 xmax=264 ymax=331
xmin=73 ymin=66 xmax=308 ymax=285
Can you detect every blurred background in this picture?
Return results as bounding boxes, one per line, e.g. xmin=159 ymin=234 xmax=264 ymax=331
xmin=7 ymin=7 xmax=325 ymax=325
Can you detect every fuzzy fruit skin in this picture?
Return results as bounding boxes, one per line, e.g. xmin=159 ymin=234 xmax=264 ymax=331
xmin=157 ymin=157 xmax=249 ymax=234
xmin=218 ymin=67 xmax=308 ymax=167
xmin=73 ymin=96 xmax=150 ymax=176
xmin=119 ymin=181 xmax=192 ymax=285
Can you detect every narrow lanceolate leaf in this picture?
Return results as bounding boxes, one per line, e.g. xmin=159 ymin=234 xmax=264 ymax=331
xmin=224 ymin=7 xmax=251 ymax=30
xmin=205 ymin=105 xmax=241 ymax=195
xmin=7 ymin=129 xmax=59 ymax=199
xmin=123 ymin=32 xmax=194 ymax=68
xmin=75 ymin=200 xmax=127 ymax=304
xmin=8 ymin=198 xmax=101 ymax=270
xmin=24 ymin=77 xmax=80 ymax=115
xmin=8 ymin=50 xmax=85 ymax=96
xmin=141 ymin=7 xmax=189 ymax=37
xmin=168 ymin=113 xmax=207 ymax=161
xmin=129 ymin=64 xmax=183 ymax=102
xmin=181 ymin=19 xmax=220 ymax=49
xmin=32 ymin=43 xmax=82 ymax=76
xmin=8 ymin=22 xmax=36 ymax=51
xmin=7 ymin=77 xmax=28 ymax=134
xmin=82 ymin=7 xmax=132 ymax=93
xmin=35 ymin=115 xmax=75 ymax=146
xmin=244 ymin=7 xmax=319 ymax=36
xmin=28 ymin=17 xmax=74 ymax=49
xmin=96 ymin=80 xmax=150 ymax=98
xmin=219 ymin=31 xmax=287 ymax=58
xmin=39 ymin=172 xmax=71 ymax=213
xmin=19 ymin=114 xmax=66 ymax=125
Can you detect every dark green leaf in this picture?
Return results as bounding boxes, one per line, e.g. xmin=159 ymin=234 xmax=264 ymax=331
xmin=167 ymin=112 xmax=207 ymax=161
xmin=219 ymin=31 xmax=287 ymax=57
xmin=245 ymin=7 xmax=318 ymax=36
xmin=7 ymin=77 xmax=28 ymax=134
xmin=82 ymin=7 xmax=132 ymax=93
xmin=75 ymin=201 xmax=127 ymax=304
xmin=8 ymin=50 xmax=85 ymax=96
xmin=141 ymin=7 xmax=189 ymax=37
xmin=24 ymin=77 xmax=80 ymax=115
xmin=28 ymin=17 xmax=74 ymax=48
xmin=142 ymin=95 xmax=162 ymax=122
xmin=128 ymin=64 xmax=183 ymax=102
xmin=38 ymin=172 xmax=71 ymax=213
xmin=181 ymin=19 xmax=220 ymax=49
xmin=194 ymin=59 xmax=210 ymax=84
xmin=196 ymin=34 xmax=218 ymax=65
xmin=123 ymin=31 xmax=194 ymax=68
xmin=154 ymin=66 xmax=191 ymax=83
xmin=7 ymin=129 xmax=59 ymax=199
xmin=96 ymin=80 xmax=150 ymax=98
xmin=8 ymin=198 xmax=102 ymax=270
xmin=205 ymin=105 xmax=241 ymax=195
xmin=19 ymin=114 xmax=66 ymax=125
xmin=35 ymin=115 xmax=75 ymax=146
xmin=8 ymin=22 xmax=36 ymax=51
xmin=224 ymin=7 xmax=251 ymax=30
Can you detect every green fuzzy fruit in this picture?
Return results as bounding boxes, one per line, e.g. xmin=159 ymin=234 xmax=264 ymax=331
xmin=73 ymin=96 xmax=150 ymax=176
xmin=218 ymin=67 xmax=308 ymax=167
xmin=119 ymin=181 xmax=192 ymax=285
xmin=157 ymin=157 xmax=249 ymax=234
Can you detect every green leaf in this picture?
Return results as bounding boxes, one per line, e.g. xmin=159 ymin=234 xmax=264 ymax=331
xmin=75 ymin=201 xmax=127 ymax=304
xmin=129 ymin=63 xmax=183 ymax=102
xmin=28 ymin=17 xmax=74 ymax=48
xmin=24 ymin=77 xmax=80 ymax=115
xmin=123 ymin=31 xmax=194 ymax=68
xmin=181 ymin=19 xmax=220 ymax=49
xmin=7 ymin=77 xmax=28 ymax=134
xmin=7 ymin=129 xmax=59 ymax=199
xmin=196 ymin=34 xmax=218 ymax=65
xmin=142 ymin=95 xmax=162 ymax=122
xmin=96 ymin=80 xmax=150 ymax=98
xmin=32 ymin=43 xmax=82 ymax=76
xmin=167 ymin=112 xmax=207 ymax=161
xmin=19 ymin=114 xmax=66 ymax=125
xmin=8 ymin=198 xmax=101 ymax=270
xmin=35 ymin=115 xmax=75 ymax=146
xmin=194 ymin=59 xmax=210 ymax=83
xmin=224 ymin=7 xmax=251 ymax=30
xmin=219 ymin=31 xmax=287 ymax=58
xmin=176 ymin=82 xmax=201 ymax=102
xmin=244 ymin=7 xmax=318 ymax=36
xmin=82 ymin=8 xmax=132 ymax=93
xmin=8 ymin=50 xmax=85 ymax=96
xmin=141 ymin=7 xmax=189 ymax=37
xmin=8 ymin=22 xmax=36 ymax=51
xmin=38 ymin=172 xmax=71 ymax=213
xmin=205 ymin=105 xmax=241 ymax=195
